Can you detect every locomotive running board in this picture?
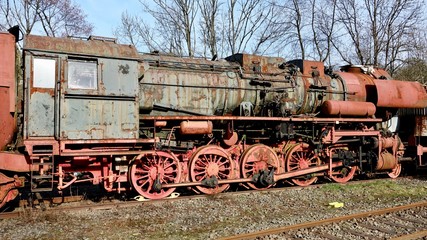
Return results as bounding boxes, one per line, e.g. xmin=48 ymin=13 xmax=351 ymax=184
xmin=141 ymin=115 xmax=382 ymax=123
xmin=161 ymin=162 xmax=344 ymax=188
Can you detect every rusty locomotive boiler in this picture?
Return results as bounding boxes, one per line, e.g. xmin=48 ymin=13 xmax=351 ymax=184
xmin=1 ymin=28 xmax=427 ymax=208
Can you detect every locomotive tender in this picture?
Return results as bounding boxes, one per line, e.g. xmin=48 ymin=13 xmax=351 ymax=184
xmin=1 ymin=28 xmax=427 ymax=207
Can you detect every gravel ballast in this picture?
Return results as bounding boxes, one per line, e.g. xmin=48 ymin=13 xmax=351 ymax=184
xmin=0 ymin=177 xmax=426 ymax=239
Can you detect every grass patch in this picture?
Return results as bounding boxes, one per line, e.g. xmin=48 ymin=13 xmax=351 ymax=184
xmin=319 ymin=179 xmax=427 ymax=204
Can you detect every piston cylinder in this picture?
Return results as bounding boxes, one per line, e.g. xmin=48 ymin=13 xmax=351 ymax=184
xmin=179 ymin=121 xmax=213 ymax=135
xmin=321 ymin=100 xmax=376 ymax=116
xmin=376 ymin=151 xmax=397 ymax=170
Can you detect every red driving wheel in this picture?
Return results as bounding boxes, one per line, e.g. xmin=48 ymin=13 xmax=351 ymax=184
xmin=129 ymin=151 xmax=181 ymax=199
xmin=189 ymin=145 xmax=235 ymax=194
xmin=285 ymin=143 xmax=321 ymax=186
xmin=241 ymin=144 xmax=279 ymax=189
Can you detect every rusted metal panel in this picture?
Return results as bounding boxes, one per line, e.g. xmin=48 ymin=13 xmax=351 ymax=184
xmin=25 ymin=55 xmax=56 ymax=137
xmin=322 ymin=100 xmax=376 ymax=116
xmin=60 ymin=56 xmax=139 ymax=140
xmin=140 ymin=54 xmax=244 ymax=116
xmin=335 ymin=71 xmax=375 ymax=102
xmin=375 ymin=80 xmax=427 ymax=108
xmin=287 ymin=59 xmax=325 ymax=78
xmin=24 ymin=35 xmax=139 ymax=60
xmin=225 ymin=53 xmax=285 ymax=74
xmin=0 ymin=152 xmax=31 ymax=172
xmin=0 ymin=88 xmax=15 ymax=150
xmin=140 ymin=53 xmax=353 ymax=117
xmin=0 ymin=32 xmax=17 ymax=150
xmin=140 ymin=54 xmax=314 ymax=117
xmin=23 ymin=139 xmax=59 ymax=155
xmin=27 ymin=92 xmax=55 ymax=136
xmin=0 ymin=32 xmax=16 ymax=112
xmin=60 ymin=98 xmax=138 ymax=139
xmin=99 ymin=59 xmax=139 ymax=96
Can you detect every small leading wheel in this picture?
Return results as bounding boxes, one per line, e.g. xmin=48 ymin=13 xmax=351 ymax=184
xmin=241 ymin=144 xmax=279 ymax=190
xmin=189 ymin=145 xmax=235 ymax=194
xmin=285 ymin=143 xmax=321 ymax=186
xmin=387 ymin=164 xmax=401 ymax=179
xmin=327 ymin=148 xmax=357 ymax=183
xmin=330 ymin=166 xmax=357 ymax=183
xmin=129 ymin=151 xmax=181 ymax=199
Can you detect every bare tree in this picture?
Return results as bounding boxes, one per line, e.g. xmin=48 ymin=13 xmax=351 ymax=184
xmin=266 ymin=0 xmax=311 ymax=60
xmin=0 ymin=0 xmax=92 ymax=37
xmin=334 ymin=0 xmax=424 ymax=74
xmin=250 ymin=3 xmax=284 ymax=55
xmin=0 ymin=0 xmax=39 ymax=35
xmin=198 ymin=0 xmax=279 ymax=57
xmin=136 ymin=0 xmax=198 ymax=56
xmin=36 ymin=0 xmax=93 ymax=37
xmin=225 ymin=0 xmax=273 ymax=55
xmin=113 ymin=12 xmax=143 ymax=50
xmin=309 ymin=0 xmax=338 ymax=64
xmin=198 ymin=0 xmax=220 ymax=58
xmin=112 ymin=0 xmax=426 ymax=70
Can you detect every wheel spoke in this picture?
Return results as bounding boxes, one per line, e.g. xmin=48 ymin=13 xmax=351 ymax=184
xmin=163 ymin=161 xmax=174 ymax=169
xmin=198 ymin=158 xmax=208 ymax=166
xmin=194 ymin=170 xmax=207 ymax=176
xmin=218 ymin=172 xmax=229 ymax=178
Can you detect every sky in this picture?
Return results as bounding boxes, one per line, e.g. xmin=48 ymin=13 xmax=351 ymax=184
xmin=75 ymin=0 xmax=143 ymax=37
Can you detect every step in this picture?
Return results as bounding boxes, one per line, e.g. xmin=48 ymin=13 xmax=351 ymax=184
xmin=31 ymin=175 xmax=53 ymax=180
xmin=31 ymin=188 xmax=53 ymax=193
xmin=32 ymin=162 xmax=53 ymax=166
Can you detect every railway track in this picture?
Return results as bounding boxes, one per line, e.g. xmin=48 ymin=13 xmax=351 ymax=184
xmin=0 ymin=177 xmax=386 ymax=216
xmin=220 ymin=201 xmax=427 ymax=240
xmin=0 ymin=177 xmax=421 ymax=221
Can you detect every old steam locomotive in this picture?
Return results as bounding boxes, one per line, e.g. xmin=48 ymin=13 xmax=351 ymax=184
xmin=1 ymin=28 xmax=427 ymax=208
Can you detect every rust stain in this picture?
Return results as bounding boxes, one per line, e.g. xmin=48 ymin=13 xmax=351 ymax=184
xmin=375 ymin=80 xmax=427 ymax=108
xmin=24 ymin=35 xmax=139 ymax=59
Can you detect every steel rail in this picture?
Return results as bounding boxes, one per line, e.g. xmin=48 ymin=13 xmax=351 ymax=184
xmin=219 ymin=201 xmax=427 ymax=240
xmin=391 ymin=230 xmax=427 ymax=240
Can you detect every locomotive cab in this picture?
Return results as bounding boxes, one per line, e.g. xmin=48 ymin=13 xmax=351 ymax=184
xmin=22 ymin=35 xmax=141 ymax=155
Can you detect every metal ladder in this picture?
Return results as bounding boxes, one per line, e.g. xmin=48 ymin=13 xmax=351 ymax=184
xmin=30 ymin=155 xmax=54 ymax=192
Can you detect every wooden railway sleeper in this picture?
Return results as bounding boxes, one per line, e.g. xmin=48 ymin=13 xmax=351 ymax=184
xmin=356 ymin=222 xmax=397 ymax=235
xmin=344 ymin=227 xmax=382 ymax=239
xmin=313 ymin=230 xmax=342 ymax=240
xmin=381 ymin=218 xmax=418 ymax=230
xmin=393 ymin=216 xmax=427 ymax=226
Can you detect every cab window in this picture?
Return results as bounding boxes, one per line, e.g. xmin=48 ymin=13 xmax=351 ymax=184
xmin=68 ymin=59 xmax=97 ymax=89
xmin=33 ymin=58 xmax=56 ymax=88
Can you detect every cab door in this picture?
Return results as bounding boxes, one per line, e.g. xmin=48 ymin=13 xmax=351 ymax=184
xmin=26 ymin=56 xmax=58 ymax=137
